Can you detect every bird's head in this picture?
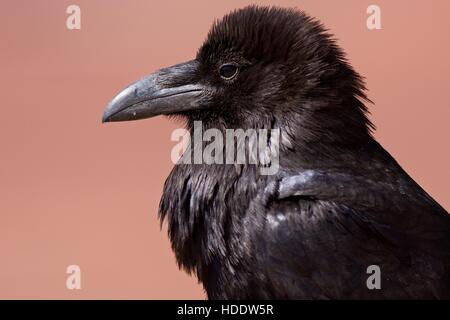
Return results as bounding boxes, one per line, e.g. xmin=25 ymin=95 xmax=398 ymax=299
xmin=103 ymin=6 xmax=373 ymax=148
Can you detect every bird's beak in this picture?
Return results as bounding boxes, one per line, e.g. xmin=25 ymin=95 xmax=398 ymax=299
xmin=102 ymin=60 xmax=205 ymax=122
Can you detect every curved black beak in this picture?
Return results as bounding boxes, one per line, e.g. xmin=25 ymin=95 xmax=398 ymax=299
xmin=102 ymin=60 xmax=204 ymax=122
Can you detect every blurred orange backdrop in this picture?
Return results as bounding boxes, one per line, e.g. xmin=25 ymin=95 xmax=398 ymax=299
xmin=0 ymin=0 xmax=449 ymax=299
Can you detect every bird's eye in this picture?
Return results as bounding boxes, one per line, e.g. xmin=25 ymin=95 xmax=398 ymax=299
xmin=219 ymin=64 xmax=238 ymax=79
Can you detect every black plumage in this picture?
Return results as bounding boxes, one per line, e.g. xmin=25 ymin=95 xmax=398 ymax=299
xmin=103 ymin=6 xmax=450 ymax=299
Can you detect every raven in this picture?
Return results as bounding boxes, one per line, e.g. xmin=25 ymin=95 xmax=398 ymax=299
xmin=102 ymin=6 xmax=450 ymax=299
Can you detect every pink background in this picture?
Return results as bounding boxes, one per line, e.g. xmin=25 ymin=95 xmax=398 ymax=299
xmin=0 ymin=0 xmax=449 ymax=299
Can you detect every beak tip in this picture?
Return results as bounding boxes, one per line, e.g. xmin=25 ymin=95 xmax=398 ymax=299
xmin=101 ymin=112 xmax=111 ymax=123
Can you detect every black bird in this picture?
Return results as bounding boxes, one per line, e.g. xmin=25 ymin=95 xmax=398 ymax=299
xmin=102 ymin=6 xmax=450 ymax=299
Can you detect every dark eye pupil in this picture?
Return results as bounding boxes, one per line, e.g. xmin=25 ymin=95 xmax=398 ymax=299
xmin=219 ymin=64 xmax=238 ymax=79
